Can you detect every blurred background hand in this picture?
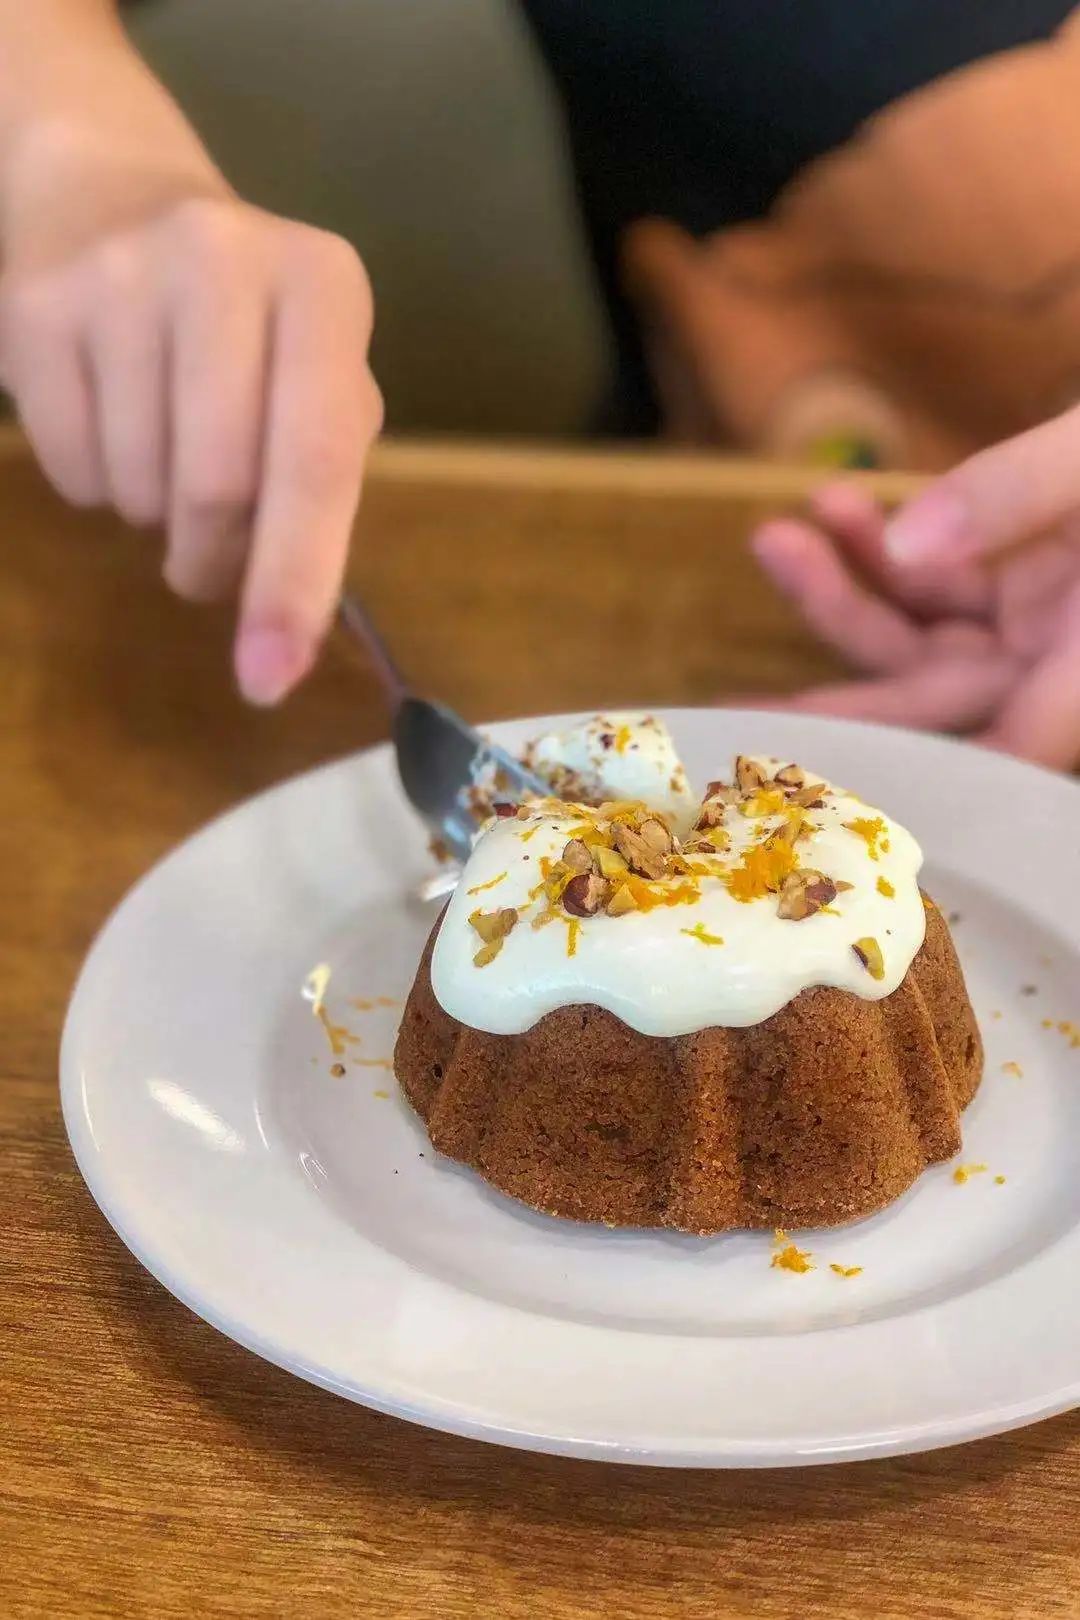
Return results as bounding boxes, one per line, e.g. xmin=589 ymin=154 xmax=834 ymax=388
xmin=751 ymin=407 xmax=1080 ymax=770
xmin=0 ymin=2 xmax=382 ymax=704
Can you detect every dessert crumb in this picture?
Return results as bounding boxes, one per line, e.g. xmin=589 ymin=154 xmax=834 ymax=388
xmin=771 ymin=1242 xmax=814 ymax=1274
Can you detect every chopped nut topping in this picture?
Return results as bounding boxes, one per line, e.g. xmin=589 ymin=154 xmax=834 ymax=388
xmin=595 ymin=845 xmax=629 ymax=880
xmin=531 ymin=761 xmax=594 ymax=804
xmin=768 ymin=814 xmax=804 ymax=849
xmin=612 ymin=821 xmax=668 ymax=880
xmin=704 ymin=780 xmax=741 ymax=805
xmin=789 ymin=781 xmax=827 ymax=808
xmin=473 ymin=939 xmax=505 ymax=968
xmin=695 ymin=799 xmax=727 ymax=831
xmin=594 ymin=799 xmax=642 ymax=819
xmin=739 ymin=788 xmax=787 ymax=818
xmin=469 ymin=906 xmax=518 ymax=945
xmin=684 ymin=829 xmax=730 ymax=855
xmin=560 ymin=838 xmax=594 ymax=874
xmin=469 ymin=756 xmax=885 ymax=954
xmin=562 ymin=871 xmax=612 ymax=917
xmin=852 ymin=936 xmax=885 ymax=980
xmin=637 ymin=817 xmax=673 ymax=856
xmin=777 ymin=869 xmax=838 ymax=921
xmin=735 ymin=755 xmax=768 ymax=793
xmin=606 ymin=884 xmax=639 ymax=917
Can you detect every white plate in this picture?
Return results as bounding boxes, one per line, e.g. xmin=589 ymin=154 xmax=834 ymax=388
xmin=61 ymin=711 xmax=1080 ymax=1467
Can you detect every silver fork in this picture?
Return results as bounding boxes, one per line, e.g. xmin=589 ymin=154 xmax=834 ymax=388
xmin=338 ymin=596 xmax=549 ymax=880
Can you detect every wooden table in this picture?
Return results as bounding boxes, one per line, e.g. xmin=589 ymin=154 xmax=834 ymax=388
xmin=3 ymin=431 xmax=1076 ymax=1619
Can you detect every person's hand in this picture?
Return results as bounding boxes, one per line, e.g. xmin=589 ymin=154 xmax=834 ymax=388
xmin=0 ymin=32 xmax=382 ymax=704
xmin=750 ymin=407 xmax=1080 ymax=769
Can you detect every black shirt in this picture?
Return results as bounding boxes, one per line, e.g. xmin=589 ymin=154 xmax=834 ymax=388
xmin=519 ymin=1 xmax=1078 ymax=431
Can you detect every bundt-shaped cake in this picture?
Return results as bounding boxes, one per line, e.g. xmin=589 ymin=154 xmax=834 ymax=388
xmin=395 ymin=726 xmax=983 ymax=1234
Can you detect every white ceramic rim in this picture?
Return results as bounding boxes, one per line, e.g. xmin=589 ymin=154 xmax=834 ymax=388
xmin=60 ymin=711 xmax=1080 ymax=1466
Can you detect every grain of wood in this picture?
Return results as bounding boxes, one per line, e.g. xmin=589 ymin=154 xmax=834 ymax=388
xmin=2 ymin=431 xmax=1076 ymax=1619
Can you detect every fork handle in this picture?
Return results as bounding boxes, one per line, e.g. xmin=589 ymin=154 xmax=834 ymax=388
xmin=339 ymin=594 xmax=409 ymax=708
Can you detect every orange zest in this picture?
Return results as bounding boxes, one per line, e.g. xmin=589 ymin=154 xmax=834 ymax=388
xmin=845 ymin=816 xmax=887 ymax=860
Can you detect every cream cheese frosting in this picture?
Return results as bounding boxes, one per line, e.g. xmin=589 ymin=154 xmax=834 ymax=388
xmin=525 ymin=712 xmax=696 ymax=831
xmin=431 ymin=747 xmax=926 ymax=1037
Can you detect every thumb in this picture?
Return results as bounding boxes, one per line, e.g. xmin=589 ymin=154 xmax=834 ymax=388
xmin=885 ymin=404 xmax=1080 ymax=565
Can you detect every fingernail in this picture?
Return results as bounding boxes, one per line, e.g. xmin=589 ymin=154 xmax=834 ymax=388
xmin=885 ymin=488 xmax=970 ymax=565
xmin=236 ymin=626 xmax=312 ymax=706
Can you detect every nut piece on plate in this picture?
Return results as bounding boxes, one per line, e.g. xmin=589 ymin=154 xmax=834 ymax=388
xmin=560 ymin=839 xmax=594 ymax=874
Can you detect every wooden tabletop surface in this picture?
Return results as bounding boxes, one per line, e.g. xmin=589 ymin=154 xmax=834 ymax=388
xmin=2 ymin=430 xmax=1077 ymax=1619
